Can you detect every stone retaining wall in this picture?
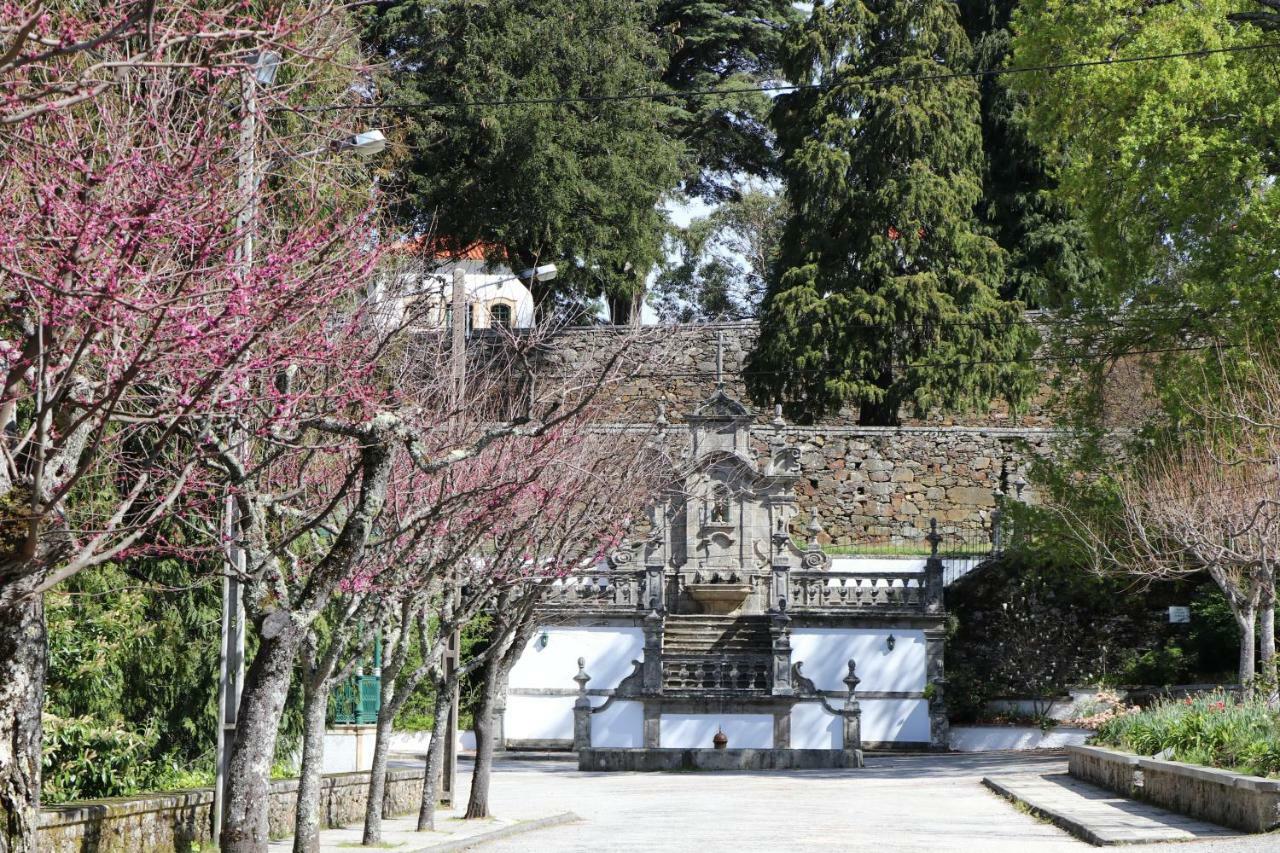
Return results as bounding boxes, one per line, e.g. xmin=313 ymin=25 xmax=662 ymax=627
xmin=535 ymin=322 xmax=1056 ymax=428
xmin=1067 ymin=744 xmax=1140 ymax=797
xmin=39 ymin=768 xmax=425 ymax=853
xmin=1066 ymin=745 xmax=1280 ymax=833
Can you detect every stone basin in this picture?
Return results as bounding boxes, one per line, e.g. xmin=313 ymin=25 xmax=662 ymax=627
xmin=685 ymin=583 xmax=752 ymax=615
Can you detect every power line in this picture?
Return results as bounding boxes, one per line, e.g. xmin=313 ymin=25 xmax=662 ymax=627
xmin=280 ymin=41 xmax=1280 ymax=113
xmin=608 ymin=342 xmax=1232 ymax=377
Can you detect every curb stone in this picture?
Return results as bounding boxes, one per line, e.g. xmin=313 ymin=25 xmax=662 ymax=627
xmin=405 ymin=812 xmax=580 ymax=852
xmin=983 ymin=777 xmax=1114 ymax=846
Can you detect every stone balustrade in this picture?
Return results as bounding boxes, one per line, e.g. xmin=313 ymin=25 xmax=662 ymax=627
xmin=539 ymin=571 xmax=645 ymax=611
xmin=662 ymin=655 xmax=771 ymax=694
xmin=788 ymin=571 xmax=933 ymax=611
xmin=538 ymin=565 xmax=947 ymax=614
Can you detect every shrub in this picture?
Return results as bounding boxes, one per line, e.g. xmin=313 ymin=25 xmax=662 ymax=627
xmin=42 ymin=714 xmax=160 ymax=801
xmin=1094 ymin=691 xmax=1280 ymax=778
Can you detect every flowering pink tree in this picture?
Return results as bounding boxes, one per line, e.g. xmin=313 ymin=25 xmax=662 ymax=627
xmin=0 ymin=4 xmax=379 ymax=849
xmin=460 ymin=427 xmax=671 ymax=820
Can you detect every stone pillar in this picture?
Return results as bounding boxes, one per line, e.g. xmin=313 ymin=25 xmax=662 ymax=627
xmin=773 ymin=710 xmax=791 ymax=749
xmin=841 ymin=659 xmax=865 ymax=767
xmin=925 ymin=629 xmax=950 ymax=750
xmin=642 ymin=609 xmax=663 ymax=694
xmin=769 ymin=612 xmax=793 ymax=696
xmin=925 ymin=517 xmax=944 ymax=614
xmin=643 ymin=701 xmax=661 ymax=748
xmin=645 ymin=564 xmax=666 ymax=613
xmin=572 ymin=658 xmax=592 ymax=751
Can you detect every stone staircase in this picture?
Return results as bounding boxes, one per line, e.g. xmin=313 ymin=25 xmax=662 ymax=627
xmin=661 ymin=616 xmax=774 ymax=693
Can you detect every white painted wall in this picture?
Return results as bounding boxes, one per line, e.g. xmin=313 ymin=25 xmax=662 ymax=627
xmin=791 ymin=702 xmax=841 ymax=749
xmin=505 ymin=694 xmax=576 ymax=742
xmin=860 ymin=698 xmax=931 ymax=743
xmin=508 ymin=626 xmax=644 ymax=691
xmin=592 ymin=701 xmax=644 ymax=748
xmin=660 ymin=714 xmax=773 ymax=748
xmin=790 ymin=628 xmax=926 ymax=693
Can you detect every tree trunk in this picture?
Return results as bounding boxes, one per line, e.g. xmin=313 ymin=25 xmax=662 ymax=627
xmin=221 ymin=620 xmax=302 ymax=853
xmin=292 ymin=678 xmax=330 ymax=853
xmin=1259 ymin=581 xmax=1276 ymax=668
xmin=0 ymin=580 xmax=45 ymax=853
xmin=415 ymin=690 xmax=452 ymax=832
xmin=464 ymin=655 xmax=502 ymax=819
xmin=1236 ymin=606 xmax=1258 ymax=688
xmin=360 ymin=702 xmax=396 ymax=845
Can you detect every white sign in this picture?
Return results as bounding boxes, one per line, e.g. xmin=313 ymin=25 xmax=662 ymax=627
xmin=1168 ymin=606 xmax=1191 ymax=624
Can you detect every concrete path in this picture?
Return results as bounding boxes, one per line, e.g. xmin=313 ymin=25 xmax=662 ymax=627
xmin=984 ymin=773 xmax=1239 ymax=845
xmin=266 ymin=804 xmax=576 ymax=853
xmin=463 ymin=753 xmax=1279 ymax=852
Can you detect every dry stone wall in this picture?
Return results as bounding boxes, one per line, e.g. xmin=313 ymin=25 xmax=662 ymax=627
xmin=534 ymin=321 xmax=1056 ymax=428
xmin=39 ymin=768 xmax=424 ymax=853
xmin=767 ymin=426 xmax=1053 ymax=542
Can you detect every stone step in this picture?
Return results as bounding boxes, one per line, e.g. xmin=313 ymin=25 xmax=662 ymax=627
xmin=983 ymin=774 xmax=1240 ymax=846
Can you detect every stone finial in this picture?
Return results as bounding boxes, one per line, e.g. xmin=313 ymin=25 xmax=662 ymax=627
xmin=806 ymin=507 xmax=823 ymax=548
xmin=573 ymin=657 xmax=591 ymax=705
xmin=843 ymin=659 xmax=861 ymax=698
xmin=771 ymin=403 xmax=786 ymax=428
xmin=655 ymin=402 xmax=668 ymax=430
xmin=927 ymin=517 xmax=942 ymax=557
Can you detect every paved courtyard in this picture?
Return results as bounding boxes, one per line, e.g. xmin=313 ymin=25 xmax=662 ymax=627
xmin=454 ymin=753 xmax=1277 ymax=853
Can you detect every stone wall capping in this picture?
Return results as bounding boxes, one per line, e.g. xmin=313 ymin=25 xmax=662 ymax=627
xmin=1136 ymin=756 xmax=1280 ymax=792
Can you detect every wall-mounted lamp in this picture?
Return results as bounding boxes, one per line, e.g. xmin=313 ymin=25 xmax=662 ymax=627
xmin=886 ymin=634 xmax=896 ymax=652
xmin=537 ymin=632 xmax=550 ymax=650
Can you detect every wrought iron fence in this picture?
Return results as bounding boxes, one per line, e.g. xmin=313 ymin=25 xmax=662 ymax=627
xmin=330 ymin=674 xmax=381 ymax=725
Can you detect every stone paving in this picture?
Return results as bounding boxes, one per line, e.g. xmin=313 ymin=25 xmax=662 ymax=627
xmin=461 ymin=753 xmax=1280 ymax=853
xmin=984 ymin=773 xmax=1239 ymax=845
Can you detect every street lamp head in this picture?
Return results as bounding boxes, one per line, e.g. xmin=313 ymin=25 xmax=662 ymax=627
xmin=331 ymin=129 xmax=386 ymax=157
xmin=244 ymin=50 xmax=281 ymax=87
xmin=517 ymin=263 xmax=557 ymax=283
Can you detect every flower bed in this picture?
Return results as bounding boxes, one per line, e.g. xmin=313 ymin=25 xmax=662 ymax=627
xmin=1092 ymin=691 xmax=1280 ymax=779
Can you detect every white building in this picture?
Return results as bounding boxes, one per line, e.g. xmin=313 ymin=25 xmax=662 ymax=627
xmin=372 ymin=242 xmax=536 ymax=332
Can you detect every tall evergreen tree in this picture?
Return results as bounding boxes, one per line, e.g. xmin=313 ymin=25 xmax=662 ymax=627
xmin=746 ymin=0 xmax=1036 ymax=425
xmin=958 ymin=0 xmax=1100 ymax=308
xmin=364 ymin=0 xmax=685 ymax=320
xmin=655 ymin=1 xmax=803 ymax=200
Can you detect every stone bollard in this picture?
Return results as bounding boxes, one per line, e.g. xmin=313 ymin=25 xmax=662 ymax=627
xmin=841 ymin=659 xmax=865 ymax=767
xmin=572 ymin=657 xmax=592 ymax=751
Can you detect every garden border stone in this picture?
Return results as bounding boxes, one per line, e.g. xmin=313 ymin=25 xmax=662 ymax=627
xmin=1066 ymin=745 xmax=1280 ymax=833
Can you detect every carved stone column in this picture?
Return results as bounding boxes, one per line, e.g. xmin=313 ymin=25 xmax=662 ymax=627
xmin=572 ymin=658 xmax=592 ymax=751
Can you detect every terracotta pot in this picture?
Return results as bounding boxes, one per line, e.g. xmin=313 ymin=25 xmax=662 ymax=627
xmin=713 ymin=729 xmax=728 ymax=750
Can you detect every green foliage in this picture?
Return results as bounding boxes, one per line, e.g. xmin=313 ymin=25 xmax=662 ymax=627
xmin=45 ymin=560 xmax=220 ymax=767
xmin=957 ymin=0 xmax=1102 ymax=309
xmin=747 ymin=0 xmax=1037 ymax=425
xmin=1095 ymin=690 xmax=1280 ymax=778
xmin=1009 ymin=0 xmax=1280 ymax=423
xmin=651 ymin=188 xmax=786 ymax=321
xmin=946 ymin=551 xmax=1237 ymax=721
xmin=364 ymin=0 xmax=685 ymax=316
xmin=41 ymin=715 xmax=215 ymax=802
xmin=654 ymin=1 xmax=802 ymax=200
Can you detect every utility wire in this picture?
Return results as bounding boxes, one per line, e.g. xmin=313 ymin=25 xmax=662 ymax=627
xmin=280 ymin=41 xmax=1280 ymax=113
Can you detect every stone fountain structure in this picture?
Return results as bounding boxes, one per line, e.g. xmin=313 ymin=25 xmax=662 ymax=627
xmin=499 ymin=381 xmax=950 ymax=768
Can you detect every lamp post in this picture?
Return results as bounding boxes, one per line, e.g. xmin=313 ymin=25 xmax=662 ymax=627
xmin=213 ymin=48 xmax=385 ymax=843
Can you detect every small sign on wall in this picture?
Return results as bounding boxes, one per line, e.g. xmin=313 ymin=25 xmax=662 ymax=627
xmin=1168 ymin=606 xmax=1191 ymax=624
